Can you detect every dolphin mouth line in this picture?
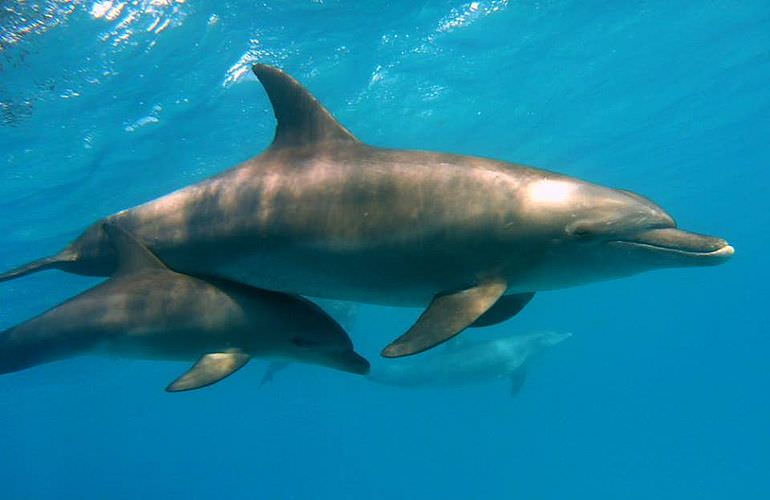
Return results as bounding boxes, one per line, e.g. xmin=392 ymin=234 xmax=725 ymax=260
xmin=611 ymin=240 xmax=735 ymax=258
xmin=608 ymin=227 xmax=734 ymax=260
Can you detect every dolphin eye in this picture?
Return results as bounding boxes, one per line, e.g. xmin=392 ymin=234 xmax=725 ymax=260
xmin=567 ymin=223 xmax=597 ymax=240
xmin=573 ymin=228 xmax=593 ymax=238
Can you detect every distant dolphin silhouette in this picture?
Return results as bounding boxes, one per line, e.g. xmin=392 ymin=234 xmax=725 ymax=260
xmin=366 ymin=331 xmax=572 ymax=396
xmin=0 ymin=64 xmax=733 ymax=358
xmin=0 ymin=223 xmax=369 ymax=391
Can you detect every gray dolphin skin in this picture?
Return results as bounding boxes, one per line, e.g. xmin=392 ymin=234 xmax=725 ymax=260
xmin=0 ymin=223 xmax=369 ymax=391
xmin=367 ymin=331 xmax=572 ymax=396
xmin=0 ymin=64 xmax=734 ymax=357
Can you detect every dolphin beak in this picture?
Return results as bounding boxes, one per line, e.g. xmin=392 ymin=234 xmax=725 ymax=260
xmin=610 ymin=228 xmax=734 ymax=265
xmin=331 ymin=351 xmax=371 ymax=375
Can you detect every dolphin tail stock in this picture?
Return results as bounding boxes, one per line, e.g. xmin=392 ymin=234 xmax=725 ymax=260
xmin=0 ymin=329 xmax=33 ymax=375
xmin=0 ymin=332 xmax=59 ymax=375
xmin=0 ymin=322 xmax=97 ymax=375
xmin=0 ymin=251 xmax=76 ymax=284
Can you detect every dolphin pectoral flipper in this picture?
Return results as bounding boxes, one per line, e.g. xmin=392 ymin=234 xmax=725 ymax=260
xmin=381 ymin=280 xmax=507 ymax=358
xmin=471 ymin=292 xmax=535 ymax=328
xmin=258 ymin=361 xmax=290 ymax=387
xmin=509 ymin=365 xmax=527 ymax=397
xmin=252 ymin=64 xmax=359 ymax=149
xmin=166 ymin=352 xmax=251 ymax=392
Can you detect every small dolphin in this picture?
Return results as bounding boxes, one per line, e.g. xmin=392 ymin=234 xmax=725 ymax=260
xmin=366 ymin=331 xmax=572 ymax=396
xmin=0 ymin=65 xmax=733 ymax=357
xmin=0 ymin=223 xmax=369 ymax=391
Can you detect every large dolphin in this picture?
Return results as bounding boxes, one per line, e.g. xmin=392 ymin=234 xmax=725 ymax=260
xmin=366 ymin=331 xmax=572 ymax=396
xmin=0 ymin=223 xmax=369 ymax=391
xmin=0 ymin=64 xmax=733 ymax=357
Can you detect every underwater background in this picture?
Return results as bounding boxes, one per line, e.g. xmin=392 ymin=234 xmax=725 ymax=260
xmin=0 ymin=1 xmax=767 ymax=498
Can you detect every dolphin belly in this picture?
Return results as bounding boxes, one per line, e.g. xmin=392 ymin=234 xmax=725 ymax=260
xmin=95 ymin=326 xmax=234 ymax=362
xmin=208 ymin=252 xmax=453 ymax=306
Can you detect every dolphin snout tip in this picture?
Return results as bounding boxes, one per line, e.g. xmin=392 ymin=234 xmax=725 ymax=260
xmin=711 ymin=242 xmax=734 ymax=259
xmin=702 ymin=241 xmax=734 ymax=265
xmin=339 ymin=351 xmax=370 ymax=375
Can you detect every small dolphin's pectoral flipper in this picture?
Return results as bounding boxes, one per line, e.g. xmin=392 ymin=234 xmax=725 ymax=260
xmin=102 ymin=222 xmax=167 ymax=276
xmin=381 ymin=280 xmax=507 ymax=358
xmin=166 ymin=352 xmax=251 ymax=392
xmin=509 ymin=365 xmax=528 ymax=398
xmin=471 ymin=292 xmax=535 ymax=328
xmin=252 ymin=64 xmax=359 ymax=149
xmin=258 ymin=361 xmax=291 ymax=387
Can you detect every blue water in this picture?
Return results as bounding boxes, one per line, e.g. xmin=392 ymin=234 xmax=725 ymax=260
xmin=1 ymin=1 xmax=768 ymax=498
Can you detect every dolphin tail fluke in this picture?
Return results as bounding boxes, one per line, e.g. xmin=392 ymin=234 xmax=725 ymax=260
xmin=0 ymin=252 xmax=74 ymax=283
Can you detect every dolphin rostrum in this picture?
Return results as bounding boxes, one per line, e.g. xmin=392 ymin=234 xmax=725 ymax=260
xmin=0 ymin=223 xmax=369 ymax=391
xmin=366 ymin=331 xmax=572 ymax=396
xmin=0 ymin=64 xmax=734 ymax=357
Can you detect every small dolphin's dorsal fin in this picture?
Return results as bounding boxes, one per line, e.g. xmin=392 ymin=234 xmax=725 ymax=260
xmin=102 ymin=222 xmax=168 ymax=276
xmin=252 ymin=64 xmax=359 ymax=149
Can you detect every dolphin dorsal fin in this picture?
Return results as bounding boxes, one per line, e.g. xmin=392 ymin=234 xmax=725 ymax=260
xmin=102 ymin=222 xmax=168 ymax=276
xmin=252 ymin=64 xmax=359 ymax=149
